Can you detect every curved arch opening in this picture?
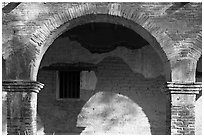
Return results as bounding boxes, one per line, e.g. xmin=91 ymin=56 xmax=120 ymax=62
xmin=36 ymin=14 xmax=171 ymax=135
xmin=33 ymin=14 xmax=170 ymax=81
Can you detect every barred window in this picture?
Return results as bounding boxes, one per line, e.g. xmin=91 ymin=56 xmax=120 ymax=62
xmin=57 ymin=71 xmax=80 ymax=99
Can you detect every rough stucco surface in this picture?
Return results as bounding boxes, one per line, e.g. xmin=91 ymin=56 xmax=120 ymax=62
xmin=37 ymin=38 xmax=168 ymax=134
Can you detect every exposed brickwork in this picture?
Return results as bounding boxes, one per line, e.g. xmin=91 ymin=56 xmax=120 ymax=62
xmin=2 ymin=80 xmax=44 ymax=135
xmin=168 ymin=31 xmax=202 ymax=61
xmin=2 ymin=2 xmax=202 ymax=81
xmin=166 ymin=82 xmax=202 ymax=135
xmin=171 ymin=105 xmax=195 ymax=135
xmin=1 ymin=2 xmax=202 ymax=135
xmin=39 ymin=14 xmax=169 ymax=70
xmin=28 ymin=2 xmax=201 ymax=62
xmin=30 ymin=3 xmax=173 ymax=60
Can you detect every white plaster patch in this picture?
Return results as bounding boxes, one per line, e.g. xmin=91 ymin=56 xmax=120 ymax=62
xmin=80 ymin=71 xmax=97 ymax=91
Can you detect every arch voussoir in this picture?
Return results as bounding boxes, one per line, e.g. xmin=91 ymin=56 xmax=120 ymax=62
xmin=30 ymin=2 xmax=174 ymax=69
xmin=193 ymin=31 xmax=202 ymax=60
xmin=44 ymin=19 xmax=56 ymax=32
xmin=108 ymin=3 xmax=122 ymax=16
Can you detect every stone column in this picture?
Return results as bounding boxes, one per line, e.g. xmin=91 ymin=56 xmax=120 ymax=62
xmin=2 ymin=80 xmax=44 ymax=135
xmin=166 ymin=82 xmax=202 ymax=135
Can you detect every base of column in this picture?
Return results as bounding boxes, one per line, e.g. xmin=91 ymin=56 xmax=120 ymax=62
xmin=166 ymin=82 xmax=202 ymax=135
xmin=3 ymin=80 xmax=44 ymax=135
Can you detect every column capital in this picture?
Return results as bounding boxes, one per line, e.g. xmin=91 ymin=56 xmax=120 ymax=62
xmin=3 ymin=80 xmax=44 ymax=93
xmin=166 ymin=82 xmax=202 ymax=94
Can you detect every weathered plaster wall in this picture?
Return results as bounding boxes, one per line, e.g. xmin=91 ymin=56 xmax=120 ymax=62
xmin=37 ymin=37 xmax=168 ymax=134
xmin=2 ymin=3 xmax=201 ymax=81
xmin=40 ymin=37 xmax=165 ymax=79
xmin=2 ymin=2 xmax=202 ymax=135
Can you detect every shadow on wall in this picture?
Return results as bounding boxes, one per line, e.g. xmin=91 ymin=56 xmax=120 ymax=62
xmin=37 ymin=98 xmax=86 ymax=135
xmin=92 ymin=57 xmax=168 ymax=135
xmin=77 ymin=91 xmax=151 ymax=134
xmin=2 ymin=58 xmax=6 ymax=80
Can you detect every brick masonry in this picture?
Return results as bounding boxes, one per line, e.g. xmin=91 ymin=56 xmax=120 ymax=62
xmin=2 ymin=2 xmax=202 ymax=135
xmin=2 ymin=2 xmax=202 ymax=81
xmin=2 ymin=81 xmax=44 ymax=135
xmin=167 ymin=82 xmax=202 ymax=135
xmin=171 ymin=105 xmax=195 ymax=135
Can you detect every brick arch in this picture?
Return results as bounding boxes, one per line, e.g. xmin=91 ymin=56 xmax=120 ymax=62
xmin=30 ymin=3 xmax=172 ymax=80
xmin=170 ymin=31 xmax=202 ymax=62
xmin=192 ymin=31 xmax=202 ymax=61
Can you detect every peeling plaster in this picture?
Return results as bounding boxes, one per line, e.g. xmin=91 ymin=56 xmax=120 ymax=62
xmin=40 ymin=37 xmax=164 ymax=78
xmin=9 ymin=3 xmax=49 ymax=22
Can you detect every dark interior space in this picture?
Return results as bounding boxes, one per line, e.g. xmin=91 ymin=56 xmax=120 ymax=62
xmin=60 ymin=22 xmax=149 ymax=53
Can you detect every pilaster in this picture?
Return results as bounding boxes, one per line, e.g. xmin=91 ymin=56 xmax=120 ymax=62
xmin=2 ymin=80 xmax=44 ymax=135
xmin=166 ymin=82 xmax=202 ymax=135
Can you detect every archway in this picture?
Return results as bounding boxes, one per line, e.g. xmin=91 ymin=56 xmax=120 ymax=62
xmin=29 ymin=3 xmax=172 ymax=81
xmin=36 ymin=21 xmax=169 ymax=134
xmin=32 ymin=3 xmax=172 ymax=135
xmin=2 ymin=3 xmax=201 ymax=135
